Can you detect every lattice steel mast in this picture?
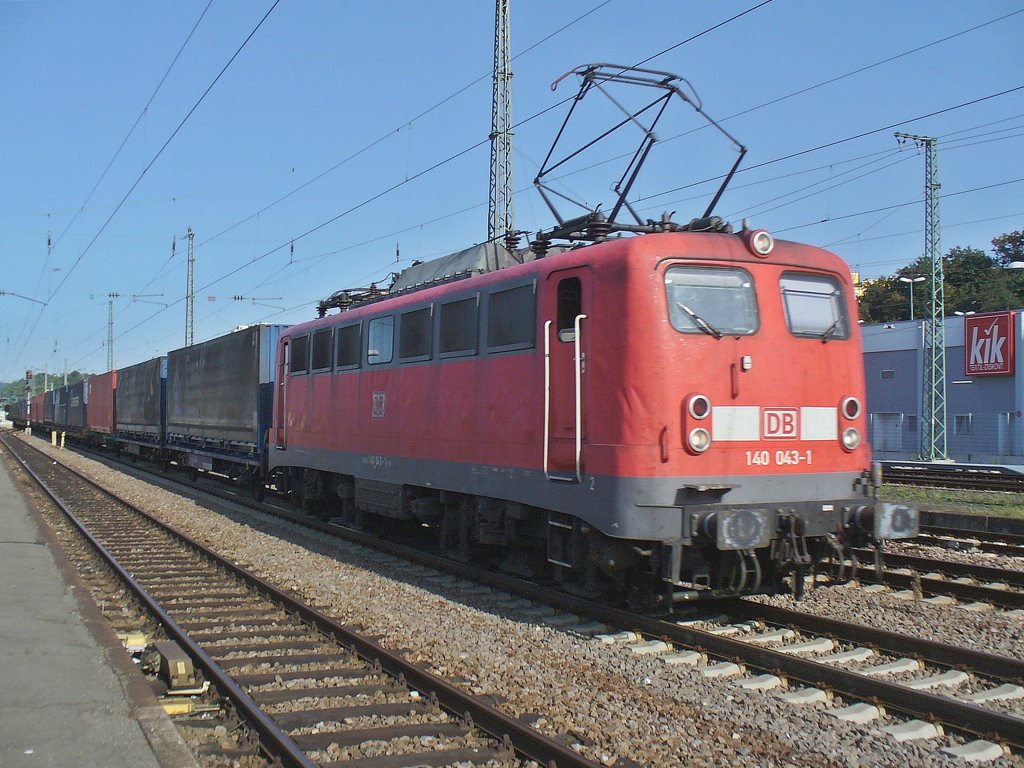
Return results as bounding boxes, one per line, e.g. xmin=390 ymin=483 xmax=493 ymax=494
xmin=488 ymin=0 xmax=514 ymax=246
xmin=107 ymin=292 xmax=120 ymax=370
xmin=185 ymin=227 xmax=195 ymax=346
xmin=896 ymin=133 xmax=946 ymax=460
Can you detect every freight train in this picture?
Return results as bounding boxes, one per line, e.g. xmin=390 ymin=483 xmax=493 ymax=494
xmin=4 ymin=65 xmax=919 ymax=607
xmin=7 ymin=225 xmax=918 ymax=608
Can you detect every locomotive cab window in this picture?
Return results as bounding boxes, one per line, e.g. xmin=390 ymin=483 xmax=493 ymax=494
xmin=665 ymin=266 xmax=758 ymax=337
xmin=487 ymin=283 xmax=535 ymax=351
xmin=557 ymin=277 xmax=582 ymax=342
xmin=311 ymin=328 xmax=333 ymax=371
xmin=779 ymin=272 xmax=850 ymax=340
xmin=367 ymin=316 xmax=394 ymax=365
xmin=399 ymin=307 xmax=433 ymax=361
xmin=440 ymin=296 xmax=479 ymax=356
xmin=290 ymin=335 xmax=310 ymax=374
xmin=336 ymin=323 xmax=361 ymax=369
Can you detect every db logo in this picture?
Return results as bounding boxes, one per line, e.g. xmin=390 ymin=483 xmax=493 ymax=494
xmin=762 ymin=408 xmax=798 ymax=439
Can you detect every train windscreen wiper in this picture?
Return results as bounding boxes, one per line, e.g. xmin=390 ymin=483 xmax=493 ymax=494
xmin=676 ymin=302 xmax=722 ymax=340
xmin=820 ymin=318 xmax=840 ymax=343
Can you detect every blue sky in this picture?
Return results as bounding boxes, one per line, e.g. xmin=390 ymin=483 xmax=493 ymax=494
xmin=1 ymin=0 xmax=1021 ymax=382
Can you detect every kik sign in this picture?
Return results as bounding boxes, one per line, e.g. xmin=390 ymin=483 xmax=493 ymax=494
xmin=965 ymin=312 xmax=1016 ymax=376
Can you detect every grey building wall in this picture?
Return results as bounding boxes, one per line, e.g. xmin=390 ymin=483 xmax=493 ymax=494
xmin=862 ymin=312 xmax=1024 ymax=463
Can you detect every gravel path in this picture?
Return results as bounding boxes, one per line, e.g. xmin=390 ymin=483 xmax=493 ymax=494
xmin=22 ymin=438 xmax=1024 ymax=768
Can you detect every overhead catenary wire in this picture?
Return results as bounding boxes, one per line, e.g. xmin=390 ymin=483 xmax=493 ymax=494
xmin=197 ymin=0 xmax=618 ymax=252
xmin=12 ymin=0 xmax=216 ymax=371
xmin=59 ymin=2 xmax=777 ymax=369
xmin=41 ymin=87 xmax=1024 ymax=373
xmin=27 ymin=5 xmax=1021 ymax=376
xmin=14 ymin=0 xmax=283 ymax=371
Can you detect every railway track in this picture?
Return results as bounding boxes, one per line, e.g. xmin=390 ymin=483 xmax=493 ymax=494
xmin=0 ymin=433 xmax=602 ymax=768
xmin=10 ymin=432 xmax=1024 ymax=763
xmin=844 ymin=547 xmax=1024 ymax=611
xmin=917 ymin=527 xmax=1024 ymax=558
xmin=884 ymin=465 xmax=1024 ymax=493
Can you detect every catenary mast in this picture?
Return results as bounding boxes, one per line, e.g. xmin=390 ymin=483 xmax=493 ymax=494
xmin=488 ymin=0 xmax=514 ymax=246
xmin=896 ymin=133 xmax=946 ymax=461
xmin=185 ymin=227 xmax=195 ymax=346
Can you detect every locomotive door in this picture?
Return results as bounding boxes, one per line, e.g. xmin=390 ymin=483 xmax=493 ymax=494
xmin=543 ymin=268 xmax=590 ymax=481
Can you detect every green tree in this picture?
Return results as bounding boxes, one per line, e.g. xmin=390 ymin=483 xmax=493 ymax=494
xmin=858 ymin=277 xmax=907 ymax=323
xmin=857 ymin=232 xmax=1024 ymax=321
xmin=991 ymin=230 xmax=1024 ymax=266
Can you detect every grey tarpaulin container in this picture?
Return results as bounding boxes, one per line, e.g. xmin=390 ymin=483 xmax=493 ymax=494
xmin=115 ymin=357 xmax=166 ymax=439
xmin=65 ymin=379 xmax=87 ymax=430
xmin=165 ymin=324 xmax=283 ymax=451
xmin=52 ymin=385 xmax=68 ymax=428
xmin=43 ymin=389 xmax=55 ymax=425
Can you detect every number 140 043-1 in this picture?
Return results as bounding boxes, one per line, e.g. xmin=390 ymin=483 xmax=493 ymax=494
xmin=745 ymin=449 xmax=812 ymax=466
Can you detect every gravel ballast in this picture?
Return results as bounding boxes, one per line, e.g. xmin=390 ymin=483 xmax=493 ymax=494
xmin=17 ymin=438 xmax=1024 ymax=768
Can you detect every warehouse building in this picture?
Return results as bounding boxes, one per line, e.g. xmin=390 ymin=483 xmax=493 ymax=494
xmin=863 ymin=310 xmax=1023 ymax=462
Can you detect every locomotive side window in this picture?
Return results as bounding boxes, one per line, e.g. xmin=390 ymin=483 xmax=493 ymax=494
xmin=290 ymin=335 xmax=310 ymax=374
xmin=336 ymin=323 xmax=362 ymax=369
xmin=487 ymin=283 xmax=535 ymax=350
xmin=440 ymin=296 xmax=478 ymax=355
xmin=665 ymin=266 xmax=758 ymax=336
xmin=367 ymin=316 xmax=395 ymax=364
xmin=311 ymin=329 xmax=333 ymax=371
xmin=399 ymin=307 xmax=433 ymax=361
xmin=779 ymin=272 xmax=850 ymax=340
xmin=556 ymin=277 xmax=582 ymax=342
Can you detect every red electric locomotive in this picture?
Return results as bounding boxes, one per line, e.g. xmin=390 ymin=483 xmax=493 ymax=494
xmin=268 ymin=226 xmax=917 ymax=605
xmin=267 ymin=65 xmax=917 ymax=606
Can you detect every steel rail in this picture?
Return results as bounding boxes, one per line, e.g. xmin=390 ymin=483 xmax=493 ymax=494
xmin=853 ymin=547 xmax=1024 ymax=589
xmin=135 ymin=463 xmax=1024 ymax=748
xmin=877 ymin=571 xmax=1024 ymax=609
xmin=1 ymin=437 xmax=317 ymax=768
xmin=20 ymin=435 xmax=1023 ymax=753
xmin=923 ymin=525 xmax=1024 ymax=546
xmin=724 ymin=600 xmax=1024 ymax=681
xmin=2 ymin=435 xmax=602 ymax=768
xmin=583 ymin=606 xmax=1024 ymax=751
xmin=233 ymin=498 xmax=1024 ymax=750
xmin=916 ymin=532 xmax=1024 ymax=558
xmin=885 ymin=468 xmax=1024 ymax=492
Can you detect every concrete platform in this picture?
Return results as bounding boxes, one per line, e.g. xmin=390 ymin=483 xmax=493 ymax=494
xmin=0 ymin=446 xmax=197 ymax=767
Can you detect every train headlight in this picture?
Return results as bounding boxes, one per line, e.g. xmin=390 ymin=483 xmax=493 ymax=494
xmin=841 ymin=396 xmax=861 ymax=420
xmin=841 ymin=427 xmax=861 ymax=451
xmin=687 ymin=394 xmax=711 ymax=420
xmin=687 ymin=427 xmax=711 ymax=453
xmin=745 ymin=228 xmax=774 ymax=257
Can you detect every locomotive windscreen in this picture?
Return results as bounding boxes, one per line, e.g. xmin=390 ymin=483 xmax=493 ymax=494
xmin=665 ymin=266 xmax=758 ymax=336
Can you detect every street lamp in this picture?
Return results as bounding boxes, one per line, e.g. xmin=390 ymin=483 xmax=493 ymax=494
xmin=897 ymin=276 xmax=926 ymax=320
xmin=954 ymin=311 xmax=975 ymax=317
